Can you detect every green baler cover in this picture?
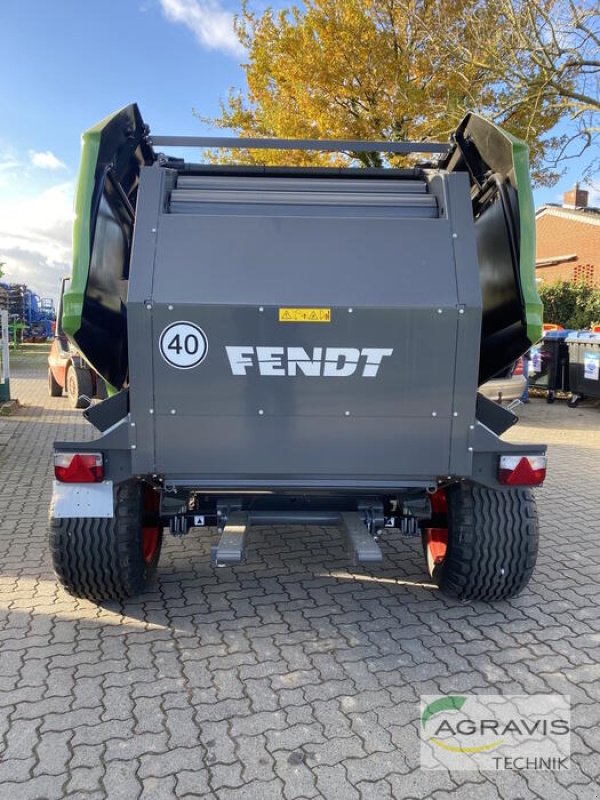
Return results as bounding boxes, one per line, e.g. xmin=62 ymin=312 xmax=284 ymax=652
xmin=63 ymin=103 xmax=153 ymax=390
xmin=63 ymin=111 xmax=111 ymax=343
xmin=443 ymin=113 xmax=543 ymax=381
xmin=493 ymin=122 xmax=542 ymax=347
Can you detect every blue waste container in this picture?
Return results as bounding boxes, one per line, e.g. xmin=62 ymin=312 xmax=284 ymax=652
xmin=529 ymin=329 xmax=573 ymax=403
xmin=565 ymin=331 xmax=600 ymax=407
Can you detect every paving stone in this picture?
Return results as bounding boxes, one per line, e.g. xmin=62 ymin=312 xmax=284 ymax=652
xmin=33 ymin=729 xmax=72 ymax=776
xmin=102 ymin=758 xmax=142 ymax=800
xmin=174 ymin=768 xmax=211 ymax=797
xmin=65 ymin=765 xmax=104 ymax=794
xmin=0 ymin=774 xmax=66 ymax=800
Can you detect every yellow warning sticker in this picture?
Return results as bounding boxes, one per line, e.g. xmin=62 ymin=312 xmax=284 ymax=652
xmin=279 ymin=308 xmax=331 ymax=323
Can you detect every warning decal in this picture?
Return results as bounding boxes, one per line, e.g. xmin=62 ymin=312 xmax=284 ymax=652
xmin=279 ymin=308 xmax=331 ymax=323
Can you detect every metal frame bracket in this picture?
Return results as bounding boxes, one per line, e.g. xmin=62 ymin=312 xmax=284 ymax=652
xmin=211 ymin=511 xmax=249 ymax=566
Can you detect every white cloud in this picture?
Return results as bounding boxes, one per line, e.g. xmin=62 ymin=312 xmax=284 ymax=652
xmin=29 ymin=150 xmax=67 ymax=171
xmin=0 ymin=182 xmax=74 ymax=303
xmin=0 ymin=159 xmax=21 ymax=173
xmin=159 ymin=0 xmax=244 ymax=56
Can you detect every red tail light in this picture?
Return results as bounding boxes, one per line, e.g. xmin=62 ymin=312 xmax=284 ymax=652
xmin=54 ymin=453 xmax=104 ymax=483
xmin=498 ymin=455 xmax=546 ymax=486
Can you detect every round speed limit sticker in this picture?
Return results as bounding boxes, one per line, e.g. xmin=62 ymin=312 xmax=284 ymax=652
xmin=159 ymin=322 xmax=208 ymax=369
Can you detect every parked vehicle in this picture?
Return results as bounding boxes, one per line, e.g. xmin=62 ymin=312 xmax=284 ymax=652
xmin=48 ymin=277 xmax=106 ymax=408
xmin=50 ymin=105 xmax=546 ymax=603
xmin=0 ymin=282 xmax=56 ymax=342
xmin=480 ymin=358 xmax=526 ymax=405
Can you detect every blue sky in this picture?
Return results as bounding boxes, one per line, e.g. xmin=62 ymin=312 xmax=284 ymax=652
xmin=0 ymin=0 xmax=596 ymax=303
xmin=0 ymin=0 xmax=250 ymax=302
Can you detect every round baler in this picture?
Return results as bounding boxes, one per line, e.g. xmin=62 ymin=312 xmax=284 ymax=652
xmin=49 ymin=105 xmax=545 ymax=602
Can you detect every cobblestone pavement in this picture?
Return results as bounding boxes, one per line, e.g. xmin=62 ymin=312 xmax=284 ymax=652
xmin=1 ymin=352 xmax=599 ymax=799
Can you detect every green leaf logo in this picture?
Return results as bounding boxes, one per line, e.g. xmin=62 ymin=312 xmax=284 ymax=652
xmin=421 ymin=696 xmax=467 ymax=728
xmin=421 ymin=696 xmax=505 ymax=754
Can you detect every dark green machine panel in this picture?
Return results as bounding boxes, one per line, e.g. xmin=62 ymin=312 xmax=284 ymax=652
xmin=63 ymin=104 xmax=154 ymax=390
xmin=443 ymin=113 xmax=542 ymax=382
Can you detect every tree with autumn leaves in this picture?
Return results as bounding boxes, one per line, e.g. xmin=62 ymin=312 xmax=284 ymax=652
xmin=202 ymin=0 xmax=599 ymax=183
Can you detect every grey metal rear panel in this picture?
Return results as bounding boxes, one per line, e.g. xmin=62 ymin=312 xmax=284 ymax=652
xmin=151 ymin=308 xmax=456 ymax=418
xmin=155 ymin=416 xmax=450 ymax=480
xmin=152 ymin=216 xmax=455 ymax=307
xmin=149 ymin=306 xmax=456 ymax=480
xmin=127 ymin=168 xmax=481 ymax=487
xmin=170 ymin=175 xmax=437 ymax=217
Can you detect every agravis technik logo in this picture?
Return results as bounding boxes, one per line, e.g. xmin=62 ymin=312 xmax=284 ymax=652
xmin=420 ymin=694 xmax=570 ymax=770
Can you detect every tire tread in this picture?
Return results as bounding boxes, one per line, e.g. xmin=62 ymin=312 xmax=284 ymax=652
xmin=49 ymin=481 xmax=162 ymax=601
xmin=432 ymin=483 xmax=538 ymax=601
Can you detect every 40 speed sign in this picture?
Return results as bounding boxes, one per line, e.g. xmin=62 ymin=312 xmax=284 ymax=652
xmin=159 ymin=322 xmax=208 ymax=369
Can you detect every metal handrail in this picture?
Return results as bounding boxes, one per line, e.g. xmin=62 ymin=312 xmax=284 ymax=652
xmin=150 ymin=135 xmax=449 ymax=154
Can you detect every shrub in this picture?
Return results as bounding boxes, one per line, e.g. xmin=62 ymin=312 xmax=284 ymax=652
xmin=538 ymin=281 xmax=600 ymax=330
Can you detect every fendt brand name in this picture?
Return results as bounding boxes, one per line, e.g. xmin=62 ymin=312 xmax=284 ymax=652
xmin=226 ymin=346 xmax=394 ymax=377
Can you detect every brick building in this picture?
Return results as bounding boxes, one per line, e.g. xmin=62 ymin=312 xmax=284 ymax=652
xmin=535 ymin=185 xmax=600 ymax=286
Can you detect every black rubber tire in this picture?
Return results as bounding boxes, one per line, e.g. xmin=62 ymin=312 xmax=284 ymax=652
xmin=66 ymin=365 xmax=93 ymax=409
xmin=50 ymin=481 xmax=163 ymax=601
xmin=95 ymin=378 xmax=108 ymax=400
xmin=48 ymin=368 xmax=62 ymax=397
xmin=423 ymin=483 xmax=538 ymax=601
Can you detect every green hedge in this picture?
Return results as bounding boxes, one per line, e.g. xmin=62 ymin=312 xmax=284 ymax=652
xmin=538 ymin=281 xmax=600 ymax=330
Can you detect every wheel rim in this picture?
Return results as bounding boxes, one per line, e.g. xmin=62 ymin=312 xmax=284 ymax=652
xmin=142 ymin=527 xmax=159 ymax=563
xmin=67 ymin=369 xmax=77 ymax=401
xmin=424 ymin=489 xmax=449 ymax=573
xmin=141 ymin=485 xmax=160 ymax=564
xmin=425 ymin=528 xmax=448 ymax=568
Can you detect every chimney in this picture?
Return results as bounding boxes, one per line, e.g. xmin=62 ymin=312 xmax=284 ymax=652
xmin=563 ymin=183 xmax=589 ymax=209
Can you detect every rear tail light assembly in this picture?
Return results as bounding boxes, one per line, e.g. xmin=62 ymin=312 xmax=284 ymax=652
xmin=498 ymin=455 xmax=546 ymax=486
xmin=54 ymin=452 xmax=104 ymax=483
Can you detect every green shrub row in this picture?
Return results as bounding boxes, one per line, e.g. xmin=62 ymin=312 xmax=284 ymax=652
xmin=538 ymin=281 xmax=600 ymax=330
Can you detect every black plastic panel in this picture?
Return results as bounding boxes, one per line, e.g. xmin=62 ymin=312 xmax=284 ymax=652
xmin=74 ymin=104 xmax=154 ymax=388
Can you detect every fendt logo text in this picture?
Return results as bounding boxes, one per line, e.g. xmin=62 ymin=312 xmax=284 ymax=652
xmin=226 ymin=346 xmax=394 ymax=377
